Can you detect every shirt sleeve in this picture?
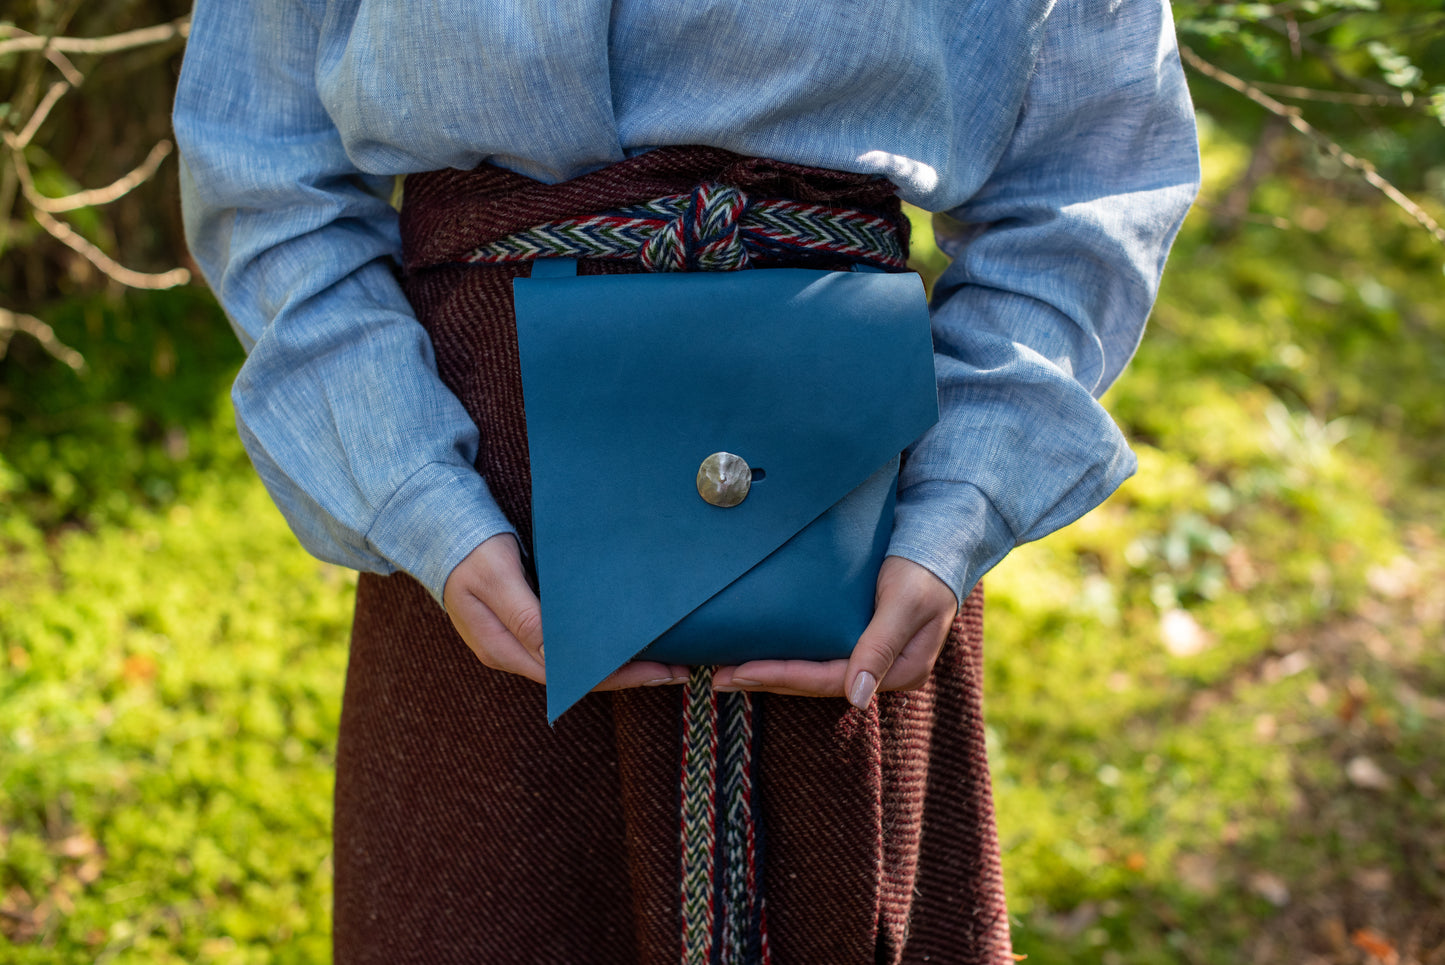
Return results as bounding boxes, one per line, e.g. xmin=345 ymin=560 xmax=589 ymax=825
xmin=886 ymin=0 xmax=1201 ymax=604
xmin=173 ymin=0 xmax=516 ymax=605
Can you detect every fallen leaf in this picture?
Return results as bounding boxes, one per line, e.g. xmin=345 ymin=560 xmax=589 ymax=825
xmin=1224 ymin=545 xmax=1258 ymax=590
xmin=1346 ymin=756 xmax=1393 ymax=791
xmin=1366 ymin=556 xmax=1417 ymax=600
xmin=48 ymin=881 xmax=75 ymax=916
xmin=1176 ymin=853 xmax=1219 ymax=896
xmin=54 ymin=833 xmax=99 ymax=859
xmin=1263 ymin=650 xmax=1310 ymax=681
xmin=1160 ymin=608 xmax=1212 ymax=657
xmin=1255 ymin=714 xmax=1278 ymax=740
xmin=1351 ymin=927 xmax=1398 ymax=964
xmin=1397 ymin=682 xmax=1445 ymax=721
xmin=1248 ymin=871 xmax=1291 ymax=907
xmin=1320 ymin=917 xmax=1349 ymax=953
xmin=1353 ymin=867 xmax=1392 ymax=892
xmin=0 ymin=885 xmax=49 ymax=944
xmin=75 ymin=855 xmax=104 ymax=885
xmin=121 ymin=654 xmax=157 ymax=683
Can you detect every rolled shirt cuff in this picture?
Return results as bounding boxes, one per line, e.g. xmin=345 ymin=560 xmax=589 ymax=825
xmin=887 ymin=480 xmax=1016 ymax=609
xmin=365 ymin=461 xmax=518 ymax=606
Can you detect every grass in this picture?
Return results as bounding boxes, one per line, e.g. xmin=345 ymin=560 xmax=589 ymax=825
xmin=3 ymin=124 xmax=1444 ymax=962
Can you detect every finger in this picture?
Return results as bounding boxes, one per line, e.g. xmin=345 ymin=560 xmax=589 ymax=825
xmin=593 ymin=661 xmax=690 ymax=691
xmin=875 ymin=612 xmax=953 ymax=692
xmin=478 ymin=557 xmax=545 ymax=662
xmin=446 ymin=590 xmax=547 ymax=684
xmin=713 ymin=659 xmax=848 ymax=697
xmin=844 ymin=598 xmax=931 ymax=710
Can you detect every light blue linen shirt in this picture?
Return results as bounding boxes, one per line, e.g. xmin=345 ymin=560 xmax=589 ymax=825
xmin=173 ymin=0 xmax=1199 ymax=607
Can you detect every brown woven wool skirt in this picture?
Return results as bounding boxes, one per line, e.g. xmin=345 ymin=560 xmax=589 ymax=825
xmin=332 ymin=147 xmax=1012 ymax=964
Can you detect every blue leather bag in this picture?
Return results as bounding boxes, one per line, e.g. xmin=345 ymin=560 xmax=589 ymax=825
xmin=513 ymin=259 xmax=938 ymax=721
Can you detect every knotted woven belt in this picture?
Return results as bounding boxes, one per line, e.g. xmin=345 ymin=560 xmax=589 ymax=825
xmin=472 ymin=178 xmax=906 ymax=965
xmin=461 ymin=181 xmax=906 ymax=272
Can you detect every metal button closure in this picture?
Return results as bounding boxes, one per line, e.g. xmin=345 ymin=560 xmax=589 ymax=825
xmin=697 ymin=452 xmax=751 ymax=508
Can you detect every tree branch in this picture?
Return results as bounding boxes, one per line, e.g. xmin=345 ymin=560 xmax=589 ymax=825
xmin=32 ymin=209 xmax=191 ymax=290
xmin=0 ymin=17 xmax=190 ymax=58
xmin=1250 ymin=80 xmax=1412 ymax=108
xmin=1181 ymin=45 xmax=1445 ymax=246
xmin=1 ymin=15 xmax=192 ymax=298
xmin=1259 ymin=17 xmax=1398 ymax=97
xmin=41 ymin=47 xmax=85 ymax=87
xmin=0 ymin=306 xmax=85 ymax=370
xmin=11 ymin=82 xmax=69 ymax=149
xmin=11 ymin=140 xmax=174 ymax=213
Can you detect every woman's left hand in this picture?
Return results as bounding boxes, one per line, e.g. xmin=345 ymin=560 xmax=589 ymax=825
xmin=711 ymin=556 xmax=958 ymax=709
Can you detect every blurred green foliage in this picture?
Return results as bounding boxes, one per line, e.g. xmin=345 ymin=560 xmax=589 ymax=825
xmin=0 ymin=287 xmax=247 ymax=531
xmin=980 ymin=110 xmax=1445 ymax=960
xmin=4 ymin=124 xmax=1443 ymax=960
xmin=3 ymin=1 xmax=1445 ymax=962
xmin=1173 ymin=0 xmax=1445 ymax=191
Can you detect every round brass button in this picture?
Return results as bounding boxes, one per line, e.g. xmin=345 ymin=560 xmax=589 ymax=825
xmin=696 ymin=452 xmax=751 ymax=508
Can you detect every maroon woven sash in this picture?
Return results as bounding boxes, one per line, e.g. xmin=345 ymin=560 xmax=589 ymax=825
xmin=333 ymin=147 xmax=1012 ymax=964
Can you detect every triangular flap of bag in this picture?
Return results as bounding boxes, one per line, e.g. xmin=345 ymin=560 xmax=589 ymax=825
xmin=514 ymin=268 xmax=937 ymax=721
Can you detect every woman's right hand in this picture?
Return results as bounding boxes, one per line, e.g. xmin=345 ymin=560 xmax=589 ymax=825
xmin=442 ymin=533 xmax=689 ymax=689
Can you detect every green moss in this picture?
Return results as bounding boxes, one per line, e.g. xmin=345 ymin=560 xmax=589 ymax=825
xmin=0 ymin=476 xmax=350 ymax=960
xmin=3 ymin=125 xmax=1443 ymax=961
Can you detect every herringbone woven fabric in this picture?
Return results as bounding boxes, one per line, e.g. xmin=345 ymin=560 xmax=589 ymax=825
xmin=335 ymin=146 xmax=1013 ymax=964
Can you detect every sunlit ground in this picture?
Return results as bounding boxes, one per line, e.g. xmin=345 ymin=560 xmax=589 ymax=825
xmin=3 ymin=128 xmax=1443 ymax=963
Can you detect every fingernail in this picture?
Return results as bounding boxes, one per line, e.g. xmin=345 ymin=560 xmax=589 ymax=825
xmin=644 ymin=676 xmax=680 ymax=687
xmin=729 ymin=678 xmax=761 ymax=688
xmin=848 ymin=671 xmax=878 ymax=710
xmin=538 ymin=644 xmax=545 ymax=662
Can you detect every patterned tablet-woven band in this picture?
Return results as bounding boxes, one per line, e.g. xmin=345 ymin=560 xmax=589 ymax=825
xmin=460 ymin=181 xmax=905 ymax=272
xmin=680 ymin=668 xmax=719 ymax=964
xmin=681 ymin=668 xmax=770 ymax=965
